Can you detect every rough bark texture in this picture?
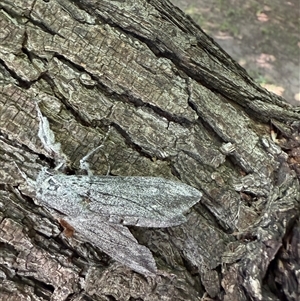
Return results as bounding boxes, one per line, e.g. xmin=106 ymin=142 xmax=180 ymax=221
xmin=0 ymin=1 xmax=299 ymax=301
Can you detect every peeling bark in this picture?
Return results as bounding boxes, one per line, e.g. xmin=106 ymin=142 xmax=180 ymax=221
xmin=0 ymin=0 xmax=299 ymax=300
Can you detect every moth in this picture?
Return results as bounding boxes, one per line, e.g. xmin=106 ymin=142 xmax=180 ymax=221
xmin=17 ymin=103 xmax=202 ymax=276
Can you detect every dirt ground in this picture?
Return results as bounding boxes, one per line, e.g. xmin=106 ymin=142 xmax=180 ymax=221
xmin=170 ymin=0 xmax=300 ymax=106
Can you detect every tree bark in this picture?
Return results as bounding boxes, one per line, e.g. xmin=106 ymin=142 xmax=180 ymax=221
xmin=0 ymin=1 xmax=299 ymax=300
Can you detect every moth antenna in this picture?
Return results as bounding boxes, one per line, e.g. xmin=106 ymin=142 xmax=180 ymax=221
xmin=79 ymin=126 xmax=111 ymax=176
xmin=35 ymin=101 xmax=67 ymax=168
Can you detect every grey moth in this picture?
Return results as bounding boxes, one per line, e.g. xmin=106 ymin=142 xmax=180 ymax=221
xmin=18 ymin=103 xmax=202 ymax=275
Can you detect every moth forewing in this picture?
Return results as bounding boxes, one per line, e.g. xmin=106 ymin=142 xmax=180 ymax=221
xmin=87 ymin=176 xmax=202 ymax=227
xmin=64 ymin=215 xmax=158 ymax=276
xmin=37 ymin=172 xmax=202 ymax=228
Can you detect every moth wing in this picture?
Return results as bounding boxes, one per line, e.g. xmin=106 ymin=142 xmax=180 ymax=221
xmin=65 ymin=215 xmax=157 ymax=276
xmin=87 ymin=176 xmax=202 ymax=227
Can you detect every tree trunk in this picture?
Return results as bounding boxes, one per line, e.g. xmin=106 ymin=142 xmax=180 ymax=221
xmin=0 ymin=1 xmax=299 ymax=300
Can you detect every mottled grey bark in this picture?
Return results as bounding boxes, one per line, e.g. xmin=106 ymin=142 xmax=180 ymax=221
xmin=0 ymin=1 xmax=299 ymax=301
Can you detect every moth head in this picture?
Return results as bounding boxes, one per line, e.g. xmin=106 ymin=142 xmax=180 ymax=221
xmin=36 ymin=168 xmax=62 ymax=192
